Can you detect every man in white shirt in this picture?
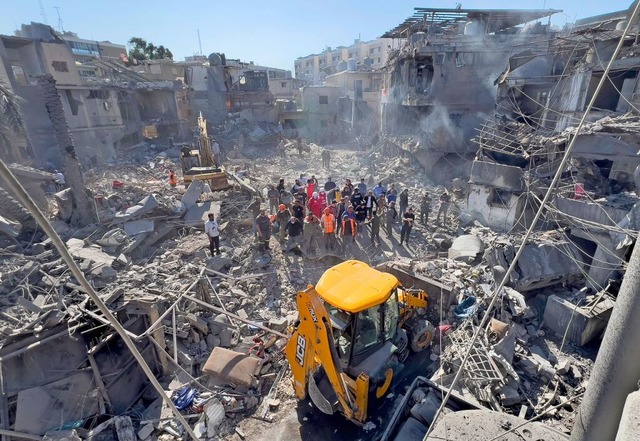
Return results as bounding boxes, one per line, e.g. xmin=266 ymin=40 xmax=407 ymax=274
xmin=204 ymin=213 xmax=221 ymax=256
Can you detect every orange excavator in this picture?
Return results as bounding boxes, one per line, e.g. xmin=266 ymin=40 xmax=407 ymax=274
xmin=285 ymin=260 xmax=435 ymax=424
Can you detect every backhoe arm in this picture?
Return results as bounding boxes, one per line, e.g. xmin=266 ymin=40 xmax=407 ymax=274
xmin=285 ymin=286 xmax=369 ymax=423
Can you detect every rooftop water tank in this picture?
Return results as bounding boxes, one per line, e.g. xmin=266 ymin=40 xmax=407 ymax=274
xmin=337 ymin=60 xmax=348 ymax=72
xmin=347 ymin=58 xmax=357 ymax=72
xmin=208 ymin=53 xmax=222 ymax=66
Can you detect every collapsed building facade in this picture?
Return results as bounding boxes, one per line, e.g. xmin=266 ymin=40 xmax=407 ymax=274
xmin=379 ymin=8 xmax=562 ymax=182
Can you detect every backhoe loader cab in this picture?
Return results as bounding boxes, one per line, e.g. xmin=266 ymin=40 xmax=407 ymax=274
xmin=285 ymin=260 xmax=435 ymax=425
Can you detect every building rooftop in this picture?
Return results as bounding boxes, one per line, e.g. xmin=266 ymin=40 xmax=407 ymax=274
xmin=382 ymin=7 xmax=562 ymax=38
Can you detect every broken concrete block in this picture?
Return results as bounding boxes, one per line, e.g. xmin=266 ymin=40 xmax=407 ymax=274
xmin=181 ymin=181 xmax=204 ymax=210
xmin=269 ymin=317 xmax=288 ymax=332
xmin=236 ymin=308 xmax=249 ymax=320
xmin=44 ymin=430 xmax=82 ymax=440
xmin=219 ymin=328 xmax=233 ymax=347
xmin=138 ymin=423 xmax=155 ymax=440
xmin=114 ymin=416 xmax=136 ymax=441
xmin=206 ymin=333 xmax=220 ymax=348
xmin=499 ymin=386 xmax=522 ymax=406
xmin=186 ymin=313 xmax=209 ymax=334
xmin=115 ymin=194 xmax=160 ymax=222
xmin=543 ymin=294 xmax=614 ymax=346
xmin=206 ymin=255 xmax=232 ymax=271
xmin=557 ymin=360 xmax=572 ymax=375
xmin=124 ymin=219 xmax=155 ymax=236
xmin=518 ymin=358 xmax=539 ymax=377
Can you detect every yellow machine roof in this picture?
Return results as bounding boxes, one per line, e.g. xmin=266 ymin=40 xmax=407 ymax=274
xmin=315 ymin=260 xmax=398 ymax=313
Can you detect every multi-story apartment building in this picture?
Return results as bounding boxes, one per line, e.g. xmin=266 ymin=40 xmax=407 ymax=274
xmin=294 ymin=38 xmax=394 ymax=85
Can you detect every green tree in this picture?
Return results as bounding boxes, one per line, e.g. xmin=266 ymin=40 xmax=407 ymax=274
xmin=128 ymin=37 xmax=174 ymax=60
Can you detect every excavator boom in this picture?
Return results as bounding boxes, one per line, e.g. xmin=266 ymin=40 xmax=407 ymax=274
xmin=285 ymin=286 xmax=369 ymax=424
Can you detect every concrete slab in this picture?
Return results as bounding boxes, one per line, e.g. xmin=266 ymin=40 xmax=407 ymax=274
xmin=181 ymin=180 xmax=205 ymax=209
xmin=66 ymin=238 xmax=115 ymax=267
xmin=183 ymin=201 xmax=221 ymax=228
xmin=426 ymin=410 xmax=568 ymax=440
xmin=124 ymin=219 xmax=155 ymax=236
xmin=543 ymin=294 xmax=614 ymax=346
xmin=14 ymin=371 xmax=99 ymax=435
xmin=114 ymin=194 xmax=160 ymax=222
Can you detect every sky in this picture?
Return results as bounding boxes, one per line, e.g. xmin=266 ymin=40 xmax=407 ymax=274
xmin=0 ymin=0 xmax=635 ymax=71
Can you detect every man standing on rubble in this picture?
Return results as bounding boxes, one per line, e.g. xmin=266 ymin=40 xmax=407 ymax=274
xmin=369 ymin=209 xmax=381 ymax=246
xmin=357 ymin=178 xmax=367 ymax=196
xmin=324 ymin=177 xmax=337 ymax=201
xmin=280 ymin=188 xmax=294 ymax=208
xmin=386 ymin=201 xmax=397 ymax=239
xmin=363 ymin=190 xmax=378 ymax=217
xmin=342 ymin=205 xmax=357 ymax=243
xmin=267 ymin=185 xmax=280 ymax=214
xmin=247 ymin=197 xmax=262 ymax=237
xmin=256 ymin=209 xmax=272 ymax=252
xmin=387 ymin=184 xmax=398 ymax=204
xmin=321 ymin=149 xmax=331 ymax=169
xmin=291 ymin=199 xmax=305 ymax=221
xmin=400 ymin=207 xmax=415 ymax=246
xmin=373 ymin=181 xmax=386 ymax=198
xmin=436 ymin=191 xmax=451 ymax=225
xmin=275 ymin=204 xmax=291 ymax=242
xmin=321 ymin=207 xmax=336 ymax=250
xmin=420 ymin=193 xmax=432 ymax=224
xmin=204 ymin=213 xmax=221 ymax=256
xmin=303 ymin=211 xmax=322 ymax=255
xmin=399 ymin=189 xmax=409 ymax=218
xmin=284 ymin=216 xmax=304 ymax=251
xmin=335 ymin=197 xmax=348 ymax=237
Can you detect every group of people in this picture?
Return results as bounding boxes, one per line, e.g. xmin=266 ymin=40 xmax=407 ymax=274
xmin=241 ymin=175 xmax=454 ymax=255
xmin=202 ymin=175 xmax=454 ymax=257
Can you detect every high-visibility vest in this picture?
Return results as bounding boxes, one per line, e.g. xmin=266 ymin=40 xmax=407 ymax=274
xmin=342 ymin=217 xmax=357 ymax=236
xmin=322 ymin=214 xmax=335 ymax=233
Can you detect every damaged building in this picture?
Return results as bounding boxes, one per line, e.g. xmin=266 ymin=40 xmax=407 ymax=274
xmin=380 ymin=8 xmax=562 ymax=182
xmin=0 ymin=22 xmax=190 ymax=168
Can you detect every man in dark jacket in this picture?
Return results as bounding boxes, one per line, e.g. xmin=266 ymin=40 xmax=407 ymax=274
xmin=285 ymin=216 xmax=304 ymax=251
xmin=400 ymin=207 xmax=415 ymax=246
xmin=335 ymin=197 xmax=348 ymax=237
xmin=399 ymin=189 xmax=409 ymax=217
xmin=267 ymin=185 xmax=280 ymax=214
xmin=291 ymin=199 xmax=305 ymax=221
xmin=370 ymin=209 xmax=381 ymax=246
xmin=363 ymin=190 xmax=379 ymax=217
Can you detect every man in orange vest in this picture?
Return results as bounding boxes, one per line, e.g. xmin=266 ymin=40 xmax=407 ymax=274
xmin=321 ymin=207 xmax=336 ymax=250
xmin=168 ymin=169 xmax=178 ymax=187
xmin=341 ymin=205 xmax=357 ymax=242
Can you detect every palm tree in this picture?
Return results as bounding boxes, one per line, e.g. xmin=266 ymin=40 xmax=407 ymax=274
xmin=37 ymin=75 xmax=97 ymax=226
xmin=0 ymin=82 xmax=38 ymax=233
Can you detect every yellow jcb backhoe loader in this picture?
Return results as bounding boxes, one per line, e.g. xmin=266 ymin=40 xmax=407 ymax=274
xmin=285 ymin=260 xmax=435 ymax=425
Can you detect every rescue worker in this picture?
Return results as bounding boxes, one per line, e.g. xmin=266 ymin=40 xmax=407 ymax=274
xmin=267 ymin=185 xmax=280 ymax=214
xmin=303 ymin=211 xmax=322 ymax=255
xmin=306 ymin=175 xmax=317 ymax=199
xmin=370 ymin=209 xmax=381 ymax=246
xmin=275 ymin=204 xmax=291 ymax=241
xmin=204 ymin=213 xmax=221 ymax=256
xmin=308 ymin=192 xmax=323 ymax=218
xmin=386 ymin=201 xmax=397 ymax=238
xmin=400 ymin=207 xmax=415 ymax=246
xmin=318 ymin=190 xmax=328 ymax=214
xmin=255 ymin=209 xmax=272 ymax=251
xmin=321 ymin=207 xmax=336 ymax=250
xmin=342 ymin=205 xmax=357 ymax=242
xmin=168 ymin=169 xmax=178 ymax=187
xmin=284 ymin=216 xmax=304 ymax=251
